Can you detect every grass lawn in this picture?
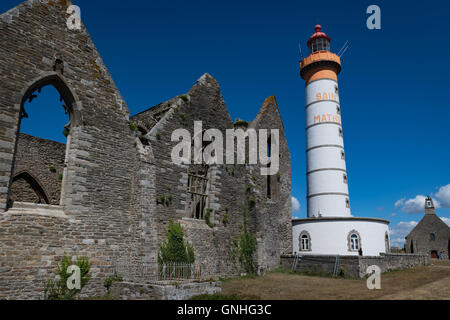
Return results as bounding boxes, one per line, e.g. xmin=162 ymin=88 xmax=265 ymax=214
xmin=203 ymin=260 xmax=450 ymax=300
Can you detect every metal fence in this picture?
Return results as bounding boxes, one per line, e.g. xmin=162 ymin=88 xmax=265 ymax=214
xmin=158 ymin=262 xmax=201 ymax=281
xmin=112 ymin=262 xmax=202 ymax=283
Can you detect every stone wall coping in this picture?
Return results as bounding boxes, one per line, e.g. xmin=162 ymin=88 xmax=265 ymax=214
xmin=116 ymin=280 xmax=222 ymax=288
xmin=180 ymin=217 xmax=213 ymax=230
xmin=2 ymin=202 xmax=68 ymax=219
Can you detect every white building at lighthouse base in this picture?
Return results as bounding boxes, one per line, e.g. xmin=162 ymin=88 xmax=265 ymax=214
xmin=292 ymin=217 xmax=390 ymax=256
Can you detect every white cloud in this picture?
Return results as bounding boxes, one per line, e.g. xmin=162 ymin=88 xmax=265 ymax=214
xmin=389 ymin=221 xmax=418 ymax=247
xmin=291 ymin=196 xmax=301 ymax=213
xmin=394 ymin=195 xmax=441 ymax=214
xmin=441 ymin=217 xmax=450 ymax=227
xmin=394 ymin=183 xmax=450 ymax=214
xmin=435 ymin=184 xmax=450 ymax=208
xmin=394 ymin=198 xmax=405 ymax=210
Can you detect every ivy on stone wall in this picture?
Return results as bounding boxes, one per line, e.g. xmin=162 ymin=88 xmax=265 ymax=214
xmin=231 ymin=206 xmax=256 ymax=275
xmin=205 ymin=208 xmax=213 ymax=228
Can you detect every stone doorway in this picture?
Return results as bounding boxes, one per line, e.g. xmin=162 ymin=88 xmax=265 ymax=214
xmin=430 ymin=250 xmax=439 ymax=259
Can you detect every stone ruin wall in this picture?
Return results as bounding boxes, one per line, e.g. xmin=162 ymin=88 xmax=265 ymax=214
xmin=10 ymin=133 xmax=65 ymax=205
xmin=280 ymin=253 xmax=430 ymax=278
xmin=132 ymin=75 xmax=293 ymax=279
xmin=0 ymin=0 xmax=150 ymax=299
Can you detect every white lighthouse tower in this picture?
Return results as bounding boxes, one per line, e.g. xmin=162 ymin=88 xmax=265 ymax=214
xmin=301 ymin=25 xmax=350 ymax=218
xmin=292 ymin=25 xmax=390 ymax=256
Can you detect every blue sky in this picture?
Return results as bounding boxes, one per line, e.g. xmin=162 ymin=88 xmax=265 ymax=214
xmin=2 ymin=0 xmax=449 ymax=247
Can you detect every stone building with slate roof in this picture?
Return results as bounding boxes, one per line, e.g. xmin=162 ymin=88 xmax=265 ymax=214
xmin=405 ymin=197 xmax=450 ymax=259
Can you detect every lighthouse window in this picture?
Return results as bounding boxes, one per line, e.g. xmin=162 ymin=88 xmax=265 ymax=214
xmin=345 ymin=198 xmax=350 ymax=208
xmin=347 ymin=230 xmax=361 ymax=252
xmin=341 ymin=151 xmax=345 ymax=160
xmin=336 ymin=106 xmax=341 ymax=114
xmin=350 ymin=234 xmax=359 ymax=251
xmin=299 ymin=231 xmax=311 ymax=251
xmin=430 ymin=233 xmax=435 ymax=241
xmin=343 ymin=174 xmax=348 ymax=184
xmin=310 ymin=38 xmax=330 ymax=53
xmin=339 ymin=128 xmax=343 ymax=137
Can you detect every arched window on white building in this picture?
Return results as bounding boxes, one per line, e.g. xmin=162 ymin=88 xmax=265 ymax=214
xmin=299 ymin=231 xmax=311 ymax=251
xmin=347 ymin=230 xmax=361 ymax=252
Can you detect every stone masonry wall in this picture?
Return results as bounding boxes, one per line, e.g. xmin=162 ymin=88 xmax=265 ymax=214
xmin=132 ymin=75 xmax=292 ymax=278
xmin=358 ymin=253 xmax=430 ymax=278
xmin=281 ymin=253 xmax=430 ymax=278
xmin=0 ymin=0 xmax=151 ymax=299
xmin=110 ymin=281 xmax=222 ymax=300
xmin=10 ymin=133 xmax=66 ymax=205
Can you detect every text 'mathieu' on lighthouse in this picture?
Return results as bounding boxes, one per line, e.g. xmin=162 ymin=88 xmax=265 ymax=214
xmin=300 ymin=25 xmax=349 ymax=218
xmin=292 ymin=25 xmax=390 ymax=256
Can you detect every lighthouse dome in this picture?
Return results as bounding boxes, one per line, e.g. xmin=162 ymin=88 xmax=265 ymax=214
xmin=307 ymin=25 xmax=331 ymax=53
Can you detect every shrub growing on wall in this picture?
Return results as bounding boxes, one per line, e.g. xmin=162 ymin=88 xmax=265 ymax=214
xmin=158 ymin=220 xmax=195 ymax=264
xmin=44 ymin=254 xmax=91 ymax=300
xmin=231 ymin=206 xmax=256 ymax=275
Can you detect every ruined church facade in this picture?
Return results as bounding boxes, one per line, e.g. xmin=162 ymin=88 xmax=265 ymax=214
xmin=0 ymin=1 xmax=292 ymax=299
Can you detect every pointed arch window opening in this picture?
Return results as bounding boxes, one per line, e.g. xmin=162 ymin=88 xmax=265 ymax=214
xmin=7 ymin=73 xmax=80 ymax=210
xmin=11 ymin=171 xmax=50 ymax=205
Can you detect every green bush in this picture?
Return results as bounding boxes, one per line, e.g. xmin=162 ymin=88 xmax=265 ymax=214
xmin=44 ymin=254 xmax=91 ymax=300
xmin=234 ymin=120 xmax=248 ymax=126
xmin=62 ymin=128 xmax=69 ymax=138
xmin=223 ymin=213 xmax=229 ymax=225
xmin=158 ymin=220 xmax=195 ymax=264
xmin=104 ymin=274 xmax=123 ymax=293
xmin=129 ymin=121 xmax=139 ymax=131
xmin=205 ymin=208 xmax=213 ymax=228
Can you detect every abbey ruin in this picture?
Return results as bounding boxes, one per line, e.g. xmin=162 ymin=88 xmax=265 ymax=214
xmin=0 ymin=0 xmax=292 ymax=299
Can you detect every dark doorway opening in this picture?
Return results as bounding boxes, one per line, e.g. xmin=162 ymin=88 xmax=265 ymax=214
xmin=430 ymin=250 xmax=439 ymax=259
